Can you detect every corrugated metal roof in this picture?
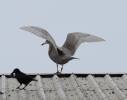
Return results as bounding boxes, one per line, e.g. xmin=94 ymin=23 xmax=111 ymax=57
xmin=0 ymin=73 xmax=127 ymax=100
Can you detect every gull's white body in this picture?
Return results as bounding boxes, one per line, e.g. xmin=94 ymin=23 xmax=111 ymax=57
xmin=20 ymin=26 xmax=105 ymax=73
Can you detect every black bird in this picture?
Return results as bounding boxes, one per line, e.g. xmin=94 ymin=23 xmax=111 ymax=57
xmin=11 ymin=68 xmax=38 ymax=90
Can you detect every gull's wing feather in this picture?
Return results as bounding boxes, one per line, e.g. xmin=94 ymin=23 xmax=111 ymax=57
xmin=20 ymin=26 xmax=58 ymax=54
xmin=62 ymin=32 xmax=105 ymax=56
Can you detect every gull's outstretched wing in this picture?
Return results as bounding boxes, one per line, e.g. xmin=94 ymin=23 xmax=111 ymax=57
xmin=20 ymin=26 xmax=58 ymax=54
xmin=62 ymin=32 xmax=105 ymax=56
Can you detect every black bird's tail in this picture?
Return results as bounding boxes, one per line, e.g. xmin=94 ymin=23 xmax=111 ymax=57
xmin=33 ymin=79 xmax=38 ymax=82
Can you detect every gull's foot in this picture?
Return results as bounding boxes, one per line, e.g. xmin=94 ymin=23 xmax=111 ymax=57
xmin=54 ymin=71 xmax=61 ymax=74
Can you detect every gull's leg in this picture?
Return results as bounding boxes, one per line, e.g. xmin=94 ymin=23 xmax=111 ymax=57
xmin=57 ymin=64 xmax=59 ymax=73
xmin=54 ymin=64 xmax=61 ymax=74
xmin=60 ymin=64 xmax=63 ymax=73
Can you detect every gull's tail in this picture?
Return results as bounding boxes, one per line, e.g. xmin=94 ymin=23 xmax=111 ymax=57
xmin=71 ymin=57 xmax=80 ymax=60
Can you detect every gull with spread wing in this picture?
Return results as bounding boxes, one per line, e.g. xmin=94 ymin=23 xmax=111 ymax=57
xmin=20 ymin=26 xmax=105 ymax=73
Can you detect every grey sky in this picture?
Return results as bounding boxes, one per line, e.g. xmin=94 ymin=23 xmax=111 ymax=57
xmin=0 ymin=1 xmax=127 ymax=73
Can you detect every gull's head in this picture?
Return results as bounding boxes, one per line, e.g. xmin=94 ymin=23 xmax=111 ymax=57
xmin=42 ymin=40 xmax=50 ymax=45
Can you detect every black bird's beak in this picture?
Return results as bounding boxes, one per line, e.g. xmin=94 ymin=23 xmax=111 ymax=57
xmin=10 ymin=73 xmax=14 ymax=78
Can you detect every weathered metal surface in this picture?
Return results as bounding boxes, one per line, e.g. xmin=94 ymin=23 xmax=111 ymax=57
xmin=87 ymin=75 xmax=108 ymax=100
xmin=0 ymin=73 xmax=127 ymax=100
xmin=105 ymin=75 xmax=127 ymax=100
xmin=35 ymin=75 xmax=47 ymax=100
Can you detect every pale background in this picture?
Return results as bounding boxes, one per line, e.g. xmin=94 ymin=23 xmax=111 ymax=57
xmin=0 ymin=1 xmax=127 ymax=73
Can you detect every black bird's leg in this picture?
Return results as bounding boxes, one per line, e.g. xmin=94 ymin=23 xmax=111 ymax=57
xmin=22 ymin=84 xmax=27 ymax=90
xmin=16 ymin=83 xmax=22 ymax=89
xmin=60 ymin=64 xmax=63 ymax=73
